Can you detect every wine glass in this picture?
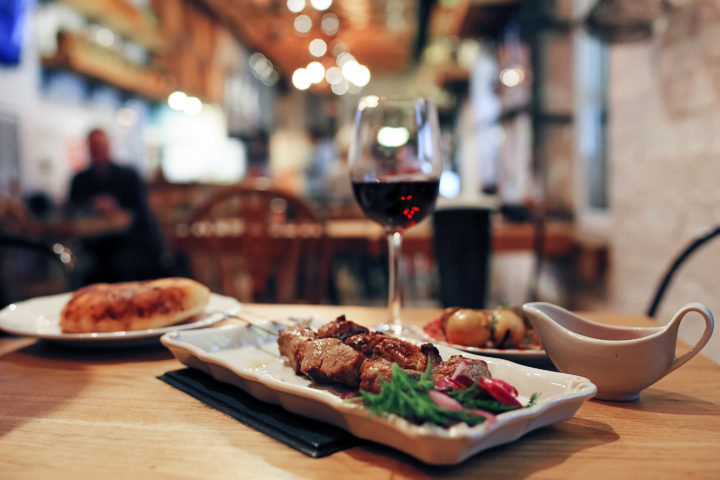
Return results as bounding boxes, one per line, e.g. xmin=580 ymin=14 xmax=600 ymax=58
xmin=348 ymin=96 xmax=442 ymax=335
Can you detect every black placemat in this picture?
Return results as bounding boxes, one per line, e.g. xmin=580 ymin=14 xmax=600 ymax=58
xmin=158 ymin=368 xmax=359 ymax=458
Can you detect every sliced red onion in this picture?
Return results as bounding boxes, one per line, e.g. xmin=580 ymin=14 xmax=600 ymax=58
xmin=450 ymin=360 xmax=468 ymax=380
xmin=471 ymin=409 xmax=497 ymax=428
xmin=429 ymin=390 xmax=463 ymax=410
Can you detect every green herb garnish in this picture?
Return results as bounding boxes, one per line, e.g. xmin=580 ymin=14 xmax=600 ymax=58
xmin=350 ymin=361 xmax=538 ymax=428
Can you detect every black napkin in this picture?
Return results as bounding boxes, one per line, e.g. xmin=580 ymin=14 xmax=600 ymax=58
xmin=158 ymin=368 xmax=359 ymax=458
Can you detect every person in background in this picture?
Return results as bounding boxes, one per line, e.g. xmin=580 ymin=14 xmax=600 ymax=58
xmin=68 ymin=128 xmax=164 ymax=283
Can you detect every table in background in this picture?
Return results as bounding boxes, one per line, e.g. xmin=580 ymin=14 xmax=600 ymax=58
xmin=1 ymin=304 xmax=719 ymax=478
xmin=325 ymin=217 xmax=575 ymax=259
xmin=35 ymin=211 xmax=133 ymax=240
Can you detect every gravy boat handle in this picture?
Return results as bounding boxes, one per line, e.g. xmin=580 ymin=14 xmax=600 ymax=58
xmin=665 ymin=303 xmax=714 ymax=375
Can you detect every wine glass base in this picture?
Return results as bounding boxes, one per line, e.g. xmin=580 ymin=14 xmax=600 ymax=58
xmin=373 ymin=323 xmax=413 ymax=337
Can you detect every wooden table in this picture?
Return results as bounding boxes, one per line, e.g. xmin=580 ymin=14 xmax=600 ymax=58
xmin=36 ymin=211 xmax=133 ymax=240
xmin=2 ymin=304 xmax=718 ymax=478
xmin=326 ymin=218 xmax=575 ymax=259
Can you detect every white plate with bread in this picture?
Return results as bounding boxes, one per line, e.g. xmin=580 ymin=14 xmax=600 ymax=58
xmin=0 ymin=278 xmax=240 ymax=347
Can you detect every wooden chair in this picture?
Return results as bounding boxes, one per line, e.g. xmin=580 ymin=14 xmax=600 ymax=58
xmin=0 ymin=196 xmax=37 ymax=236
xmin=0 ymin=233 xmax=79 ymax=308
xmin=181 ymin=183 xmax=330 ymax=304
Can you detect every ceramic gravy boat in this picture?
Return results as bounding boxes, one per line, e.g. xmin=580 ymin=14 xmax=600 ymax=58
xmin=522 ymin=302 xmax=714 ymax=401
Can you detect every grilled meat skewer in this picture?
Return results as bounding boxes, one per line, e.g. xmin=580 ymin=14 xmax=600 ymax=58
xmin=277 ymin=315 xmax=492 ymax=392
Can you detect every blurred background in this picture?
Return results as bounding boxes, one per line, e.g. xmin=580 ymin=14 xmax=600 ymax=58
xmin=1 ymin=0 xmax=719 ymax=361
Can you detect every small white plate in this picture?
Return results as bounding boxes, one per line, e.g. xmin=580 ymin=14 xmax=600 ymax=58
xmin=161 ymin=319 xmax=596 ymax=465
xmin=409 ymin=323 xmax=547 ymax=361
xmin=0 ymin=292 xmax=241 ymax=348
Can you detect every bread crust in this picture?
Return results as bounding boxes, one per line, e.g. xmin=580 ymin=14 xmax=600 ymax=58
xmin=60 ymin=278 xmax=211 ymax=333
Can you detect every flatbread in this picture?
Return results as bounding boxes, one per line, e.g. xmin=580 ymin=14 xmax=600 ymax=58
xmin=60 ymin=278 xmax=211 ymax=333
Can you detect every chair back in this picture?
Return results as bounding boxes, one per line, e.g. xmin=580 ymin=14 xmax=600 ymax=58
xmin=0 ymin=233 xmax=79 ymax=308
xmin=647 ymin=225 xmax=720 ymax=317
xmin=0 ymin=196 xmax=36 ymax=236
xmin=181 ymin=183 xmax=330 ymax=304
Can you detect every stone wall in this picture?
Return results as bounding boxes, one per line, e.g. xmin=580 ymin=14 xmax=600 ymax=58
xmin=609 ymin=3 xmax=720 ymax=364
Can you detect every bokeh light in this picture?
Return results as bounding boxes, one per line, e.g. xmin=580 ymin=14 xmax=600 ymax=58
xmin=287 ymin=0 xmax=305 ymax=13
xmin=168 ymin=91 xmax=187 ymax=111
xmin=331 ymin=80 xmax=349 ymax=95
xmin=310 ymin=0 xmax=332 ymax=11
xmin=292 ymin=68 xmax=311 ymax=90
xmin=306 ymin=61 xmax=325 ymax=83
xmin=309 ymin=38 xmax=327 ymax=57
xmin=184 ymin=96 xmax=202 ymax=116
xmin=294 ymin=15 xmax=312 ymax=34
xmin=321 ymin=13 xmax=339 ymax=35
xmin=499 ymin=67 xmax=525 ymax=87
xmin=325 ymin=66 xmax=342 ymax=84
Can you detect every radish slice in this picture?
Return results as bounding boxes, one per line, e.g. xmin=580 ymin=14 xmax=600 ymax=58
xmin=435 ymin=376 xmax=462 ymax=391
xmin=489 ymin=378 xmax=518 ymax=396
xmin=454 ymin=374 xmax=474 ymax=388
xmin=478 ymin=377 xmax=522 ymax=407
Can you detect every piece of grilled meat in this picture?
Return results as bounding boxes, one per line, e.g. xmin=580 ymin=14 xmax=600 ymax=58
xmin=372 ymin=336 xmax=442 ymax=371
xmin=359 ymin=358 xmax=421 ymax=393
xmin=317 ymin=315 xmax=370 ymax=341
xmin=277 ymin=324 xmax=317 ymax=374
xmin=298 ymin=338 xmax=366 ymax=388
xmin=433 ymin=355 xmax=491 ymax=382
xmin=343 ymin=332 xmax=386 ymax=356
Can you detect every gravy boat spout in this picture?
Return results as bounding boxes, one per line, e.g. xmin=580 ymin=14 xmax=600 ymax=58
xmin=522 ymin=302 xmax=714 ymax=401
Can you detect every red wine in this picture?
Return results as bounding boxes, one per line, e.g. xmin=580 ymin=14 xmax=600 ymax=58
xmin=352 ymin=180 xmax=439 ymax=229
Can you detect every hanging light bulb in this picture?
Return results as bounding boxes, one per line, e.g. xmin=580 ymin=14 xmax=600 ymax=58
xmin=287 ymin=0 xmax=305 ymax=13
xmin=306 ymin=61 xmax=325 ymax=83
xmin=292 ymin=68 xmax=311 ymax=90
xmin=310 ymin=0 xmax=332 ymax=11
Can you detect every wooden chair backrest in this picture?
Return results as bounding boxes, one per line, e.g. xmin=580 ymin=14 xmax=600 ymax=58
xmin=182 ymin=184 xmax=330 ymax=304
xmin=0 ymin=196 xmax=36 ymax=236
xmin=0 ymin=233 xmax=79 ymax=308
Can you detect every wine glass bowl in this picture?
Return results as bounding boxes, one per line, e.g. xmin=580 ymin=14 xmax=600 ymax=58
xmin=349 ymin=96 xmax=442 ymax=334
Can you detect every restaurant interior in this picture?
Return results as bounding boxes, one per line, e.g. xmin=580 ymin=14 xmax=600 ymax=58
xmin=1 ymin=0 xmax=720 ymax=476
xmin=2 ymin=0 xmax=720 ymax=357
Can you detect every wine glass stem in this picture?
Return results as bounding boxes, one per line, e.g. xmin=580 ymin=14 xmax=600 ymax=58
xmin=387 ymin=230 xmax=403 ymax=332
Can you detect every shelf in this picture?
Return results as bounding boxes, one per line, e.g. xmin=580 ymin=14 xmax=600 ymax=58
xmin=59 ymin=0 xmax=167 ymax=52
xmin=42 ymin=32 xmax=170 ymax=100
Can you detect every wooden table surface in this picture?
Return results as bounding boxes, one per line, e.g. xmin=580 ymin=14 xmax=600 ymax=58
xmin=2 ymin=303 xmax=719 ymax=479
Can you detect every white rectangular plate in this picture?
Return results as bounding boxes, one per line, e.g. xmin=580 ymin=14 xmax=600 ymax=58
xmin=161 ymin=320 xmax=596 ymax=465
